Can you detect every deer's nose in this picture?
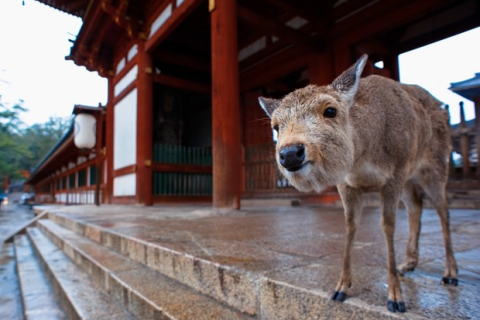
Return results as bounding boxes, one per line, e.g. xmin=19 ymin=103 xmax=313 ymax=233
xmin=279 ymin=145 xmax=305 ymax=171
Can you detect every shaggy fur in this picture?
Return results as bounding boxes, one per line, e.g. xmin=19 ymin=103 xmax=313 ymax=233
xmin=259 ymin=54 xmax=458 ymax=313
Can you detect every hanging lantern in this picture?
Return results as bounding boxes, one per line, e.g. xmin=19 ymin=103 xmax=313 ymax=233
xmin=74 ymin=113 xmax=96 ymax=149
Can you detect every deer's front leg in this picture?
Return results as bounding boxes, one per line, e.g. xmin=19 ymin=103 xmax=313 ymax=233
xmin=331 ymin=184 xmax=363 ymax=302
xmin=381 ymin=181 xmax=406 ymax=313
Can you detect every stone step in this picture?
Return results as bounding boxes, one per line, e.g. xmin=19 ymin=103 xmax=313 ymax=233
xmin=37 ymin=219 xmax=252 ymax=320
xmin=0 ymin=242 xmax=23 ymax=320
xmin=47 ymin=211 xmax=260 ymax=315
xmin=41 ymin=210 xmax=438 ymax=320
xmin=26 ymin=227 xmax=135 ymax=320
xmin=14 ymin=234 xmax=67 ymax=320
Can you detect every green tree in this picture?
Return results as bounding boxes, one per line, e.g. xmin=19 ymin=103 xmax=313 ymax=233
xmin=19 ymin=116 xmax=71 ymax=171
xmin=0 ymin=95 xmax=31 ymax=182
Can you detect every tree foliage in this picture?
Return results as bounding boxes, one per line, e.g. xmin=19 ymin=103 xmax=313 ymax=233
xmin=19 ymin=116 xmax=71 ymax=170
xmin=0 ymin=95 xmax=70 ymax=184
xmin=0 ymin=96 xmax=31 ymax=180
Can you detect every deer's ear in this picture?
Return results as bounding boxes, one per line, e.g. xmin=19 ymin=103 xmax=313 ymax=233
xmin=332 ymin=54 xmax=368 ymax=106
xmin=258 ymin=97 xmax=280 ymax=118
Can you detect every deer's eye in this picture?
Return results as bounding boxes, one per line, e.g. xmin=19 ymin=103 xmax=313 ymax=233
xmin=273 ymin=124 xmax=279 ymax=132
xmin=323 ymin=107 xmax=337 ymax=118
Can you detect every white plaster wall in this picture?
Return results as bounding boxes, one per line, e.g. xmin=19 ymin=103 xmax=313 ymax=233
xmin=128 ymin=44 xmax=138 ymax=61
xmin=114 ymin=88 xmax=137 ymax=170
xmin=114 ymin=65 xmax=138 ymax=97
xmin=114 ymin=173 xmax=136 ymax=196
xmin=149 ymin=4 xmax=172 ymax=38
xmin=116 ymin=58 xmax=126 ymax=75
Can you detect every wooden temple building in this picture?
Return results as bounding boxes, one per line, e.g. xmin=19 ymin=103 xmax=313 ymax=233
xmin=27 ymin=0 xmax=480 ymax=208
xmin=449 ymin=73 xmax=480 ymax=178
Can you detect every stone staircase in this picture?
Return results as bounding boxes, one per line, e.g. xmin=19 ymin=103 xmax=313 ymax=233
xmin=3 ymin=204 xmax=479 ymax=320
xmin=9 ymin=220 xmax=251 ymax=319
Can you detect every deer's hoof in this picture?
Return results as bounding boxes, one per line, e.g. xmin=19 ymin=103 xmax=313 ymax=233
xmin=387 ymin=300 xmax=406 ymax=313
xmin=330 ymin=290 xmax=347 ymax=302
xmin=441 ymin=277 xmax=458 ymax=286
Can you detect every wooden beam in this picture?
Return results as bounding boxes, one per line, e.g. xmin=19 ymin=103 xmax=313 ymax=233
xmin=237 ymin=4 xmax=323 ymax=52
xmin=239 ymin=38 xmax=290 ymax=71
xmin=152 ymin=163 xmax=212 ymax=174
xmin=153 ymin=50 xmax=211 ymax=73
xmin=332 ymin=0 xmax=458 ymax=46
xmin=145 ymin=0 xmax=204 ymax=52
xmin=332 ymin=0 xmax=376 ymax=21
xmin=113 ymin=80 xmax=137 ymax=105
xmin=259 ymin=0 xmax=321 ymax=24
xmin=240 ymin=45 xmax=309 ymax=92
xmin=394 ymin=12 xmax=480 ymax=54
xmin=66 ymin=0 xmax=89 ymax=14
xmin=153 ymin=74 xmax=211 ymax=94
xmin=153 ymin=195 xmax=212 ymax=203
xmin=113 ymin=164 xmax=137 ymax=178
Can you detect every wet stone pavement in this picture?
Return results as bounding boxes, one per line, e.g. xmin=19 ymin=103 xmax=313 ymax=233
xmin=0 ymin=204 xmax=35 ymax=320
xmin=37 ymin=203 xmax=480 ymax=320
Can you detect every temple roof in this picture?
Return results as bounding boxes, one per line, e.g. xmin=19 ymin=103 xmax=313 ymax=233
xmin=450 ymin=73 xmax=480 ymax=101
xmin=35 ymin=0 xmax=90 ymax=18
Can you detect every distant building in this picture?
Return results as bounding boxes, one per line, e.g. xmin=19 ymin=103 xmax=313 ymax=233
xmin=449 ymin=73 xmax=480 ymax=172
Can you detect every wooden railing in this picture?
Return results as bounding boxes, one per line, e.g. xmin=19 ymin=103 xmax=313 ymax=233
xmin=244 ymin=143 xmax=294 ymax=193
xmin=152 ymin=144 xmax=212 ymax=196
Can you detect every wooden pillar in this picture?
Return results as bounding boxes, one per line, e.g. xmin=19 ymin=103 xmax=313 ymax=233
xmin=459 ymin=101 xmax=471 ymax=178
xmin=385 ymin=53 xmax=400 ymax=82
xmin=474 ymin=96 xmax=480 ymax=180
xmin=105 ymin=77 xmax=115 ymax=203
xmin=136 ymin=40 xmax=154 ymax=205
xmin=210 ymin=0 xmax=241 ymax=210
xmin=333 ymin=42 xmax=353 ymax=77
xmin=95 ymin=109 xmax=104 ymax=206
xmin=445 ymin=105 xmax=456 ymax=180
xmin=309 ymin=50 xmax=335 ymax=86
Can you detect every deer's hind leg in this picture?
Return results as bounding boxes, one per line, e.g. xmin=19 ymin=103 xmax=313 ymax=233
xmin=417 ymin=168 xmax=458 ymax=285
xmin=398 ymin=180 xmax=423 ymax=275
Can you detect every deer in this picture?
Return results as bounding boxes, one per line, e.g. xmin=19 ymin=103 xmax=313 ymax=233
xmin=258 ymin=54 xmax=458 ymax=313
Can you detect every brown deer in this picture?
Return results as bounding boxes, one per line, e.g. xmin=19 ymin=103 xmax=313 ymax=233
xmin=258 ymin=54 xmax=458 ymax=313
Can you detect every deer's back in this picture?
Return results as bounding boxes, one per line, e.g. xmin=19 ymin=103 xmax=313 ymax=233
xmin=347 ymin=75 xmax=450 ymax=185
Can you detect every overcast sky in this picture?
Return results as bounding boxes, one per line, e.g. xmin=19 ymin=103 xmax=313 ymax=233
xmin=0 ymin=0 xmax=107 ymax=126
xmin=399 ymin=27 xmax=480 ymax=124
xmin=0 ymin=0 xmax=478 ymax=126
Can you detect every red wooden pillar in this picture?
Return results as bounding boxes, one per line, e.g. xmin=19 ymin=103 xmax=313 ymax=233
xmin=333 ymin=42 xmax=353 ymax=77
xmin=105 ymin=77 xmax=115 ymax=203
xmin=474 ymin=96 xmax=480 ymax=180
xmin=309 ymin=50 xmax=335 ymax=86
xmin=211 ymin=0 xmax=241 ymax=210
xmin=459 ymin=101 xmax=471 ymax=178
xmin=136 ymin=40 xmax=154 ymax=205
xmin=95 ymin=109 xmax=104 ymax=206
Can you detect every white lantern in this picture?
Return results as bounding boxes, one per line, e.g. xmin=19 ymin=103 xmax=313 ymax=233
xmin=74 ymin=113 xmax=96 ymax=149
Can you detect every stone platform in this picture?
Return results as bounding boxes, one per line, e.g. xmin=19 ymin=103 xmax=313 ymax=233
xmin=14 ymin=202 xmax=477 ymax=320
